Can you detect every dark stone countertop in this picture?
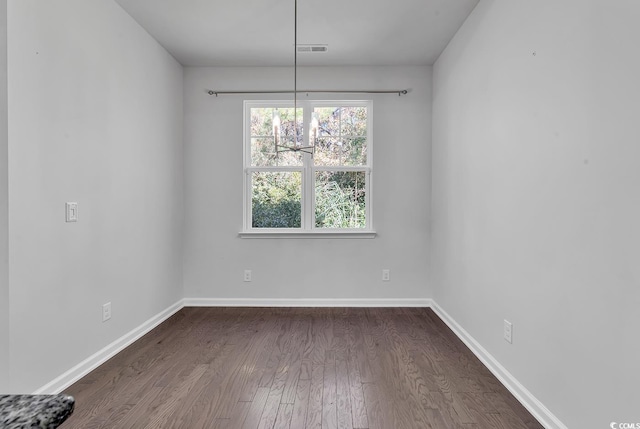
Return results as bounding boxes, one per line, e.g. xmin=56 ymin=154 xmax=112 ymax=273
xmin=0 ymin=394 xmax=75 ymax=429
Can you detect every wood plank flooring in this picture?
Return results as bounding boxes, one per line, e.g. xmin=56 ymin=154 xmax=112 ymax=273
xmin=62 ymin=307 xmax=544 ymax=429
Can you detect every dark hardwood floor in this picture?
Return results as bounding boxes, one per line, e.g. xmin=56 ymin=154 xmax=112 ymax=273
xmin=62 ymin=307 xmax=543 ymax=428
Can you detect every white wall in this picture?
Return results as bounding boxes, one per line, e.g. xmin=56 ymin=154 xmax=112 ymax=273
xmin=6 ymin=0 xmax=183 ymax=393
xmin=0 ymin=0 xmax=8 ymax=392
xmin=184 ymin=66 xmax=431 ymax=301
xmin=432 ymin=0 xmax=640 ymax=427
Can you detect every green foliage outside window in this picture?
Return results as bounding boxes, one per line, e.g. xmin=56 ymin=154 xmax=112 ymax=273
xmin=251 ymin=172 xmax=301 ymax=228
xmin=315 ymin=171 xmax=366 ymax=228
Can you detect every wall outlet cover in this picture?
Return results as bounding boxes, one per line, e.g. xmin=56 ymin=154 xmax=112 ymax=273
xmin=102 ymin=302 xmax=112 ymax=322
xmin=503 ymin=319 xmax=513 ymax=344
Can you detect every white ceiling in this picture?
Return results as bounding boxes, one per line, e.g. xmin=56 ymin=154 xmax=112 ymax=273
xmin=113 ymin=0 xmax=479 ymax=67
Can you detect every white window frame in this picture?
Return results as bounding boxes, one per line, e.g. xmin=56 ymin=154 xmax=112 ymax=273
xmin=240 ymin=100 xmax=375 ymax=238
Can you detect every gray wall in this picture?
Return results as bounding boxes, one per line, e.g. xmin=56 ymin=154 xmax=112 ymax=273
xmin=183 ymin=66 xmax=432 ymax=302
xmin=0 ymin=0 xmax=8 ymax=392
xmin=431 ymin=0 xmax=640 ymax=427
xmin=6 ymin=0 xmax=184 ymax=392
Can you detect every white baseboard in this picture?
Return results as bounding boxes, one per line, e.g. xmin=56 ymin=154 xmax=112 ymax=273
xmin=34 ymin=295 xmax=566 ymax=429
xmin=430 ymin=301 xmax=567 ymax=429
xmin=34 ymin=299 xmax=184 ymax=394
xmin=183 ymin=298 xmax=433 ymax=307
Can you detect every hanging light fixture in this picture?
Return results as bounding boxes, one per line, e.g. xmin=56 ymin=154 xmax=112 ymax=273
xmin=275 ymin=0 xmax=315 ymax=155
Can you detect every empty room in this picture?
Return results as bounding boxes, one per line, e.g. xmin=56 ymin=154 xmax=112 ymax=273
xmin=1 ymin=0 xmax=638 ymax=428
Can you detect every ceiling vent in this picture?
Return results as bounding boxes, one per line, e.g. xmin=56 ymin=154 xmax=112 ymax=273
xmin=297 ymin=44 xmax=328 ymax=53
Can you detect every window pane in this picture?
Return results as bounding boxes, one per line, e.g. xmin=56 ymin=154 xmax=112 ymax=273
xmin=251 ymin=138 xmax=276 ymax=166
xmin=340 ymin=106 xmax=367 ymax=136
xmin=275 ymin=107 xmax=304 ymax=145
xmin=341 ymin=137 xmax=367 ymax=166
xmin=250 ymin=107 xmax=275 ymax=137
xmin=314 ymin=106 xmax=368 ymax=167
xmin=315 ymin=107 xmax=340 ymax=137
xmin=251 ymin=138 xmax=302 ymax=167
xmin=315 ymin=171 xmax=366 ymax=229
xmin=250 ymin=107 xmax=303 ymax=138
xmin=276 ymin=149 xmax=303 ymax=166
xmin=251 ymin=107 xmax=304 ymax=166
xmin=314 ymin=138 xmax=342 ymax=166
xmin=252 ymin=171 xmax=302 ymax=228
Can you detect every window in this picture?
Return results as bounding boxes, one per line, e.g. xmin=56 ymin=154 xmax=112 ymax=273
xmin=243 ymin=100 xmax=373 ymax=237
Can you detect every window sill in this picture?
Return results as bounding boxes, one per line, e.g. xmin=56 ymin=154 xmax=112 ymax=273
xmin=238 ymin=230 xmax=376 ymax=239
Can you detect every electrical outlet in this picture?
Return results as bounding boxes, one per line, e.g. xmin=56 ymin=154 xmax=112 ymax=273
xmin=382 ymin=269 xmax=390 ymax=282
xmin=503 ymin=319 xmax=512 ymax=344
xmin=102 ymin=302 xmax=111 ymax=322
xmin=244 ymin=270 xmax=252 ymax=282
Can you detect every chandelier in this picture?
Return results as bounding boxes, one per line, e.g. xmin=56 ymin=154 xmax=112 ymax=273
xmin=272 ymin=0 xmax=317 ymax=155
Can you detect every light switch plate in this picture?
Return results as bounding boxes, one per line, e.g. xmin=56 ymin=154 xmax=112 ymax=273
xmin=66 ymin=202 xmax=78 ymax=222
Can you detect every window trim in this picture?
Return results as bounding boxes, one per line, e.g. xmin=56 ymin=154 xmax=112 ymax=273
xmin=242 ymin=100 xmax=374 ymax=237
xmin=238 ymin=231 xmax=376 ymax=239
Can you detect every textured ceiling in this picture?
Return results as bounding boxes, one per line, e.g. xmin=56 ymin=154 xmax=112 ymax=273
xmin=114 ymin=0 xmax=479 ymax=66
